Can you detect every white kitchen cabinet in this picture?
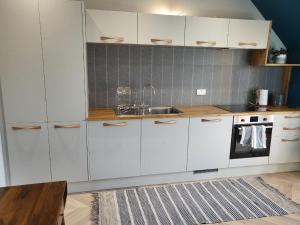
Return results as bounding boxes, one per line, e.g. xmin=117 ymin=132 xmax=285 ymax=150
xmin=138 ymin=13 xmax=185 ymax=46
xmin=6 ymin=123 xmax=51 ymax=185
xmin=86 ymin=9 xmax=138 ymax=44
xmin=188 ymin=116 xmax=233 ymax=171
xmin=141 ymin=118 xmax=189 ymax=175
xmin=39 ymin=0 xmax=86 ymax=122
xmin=88 ymin=120 xmax=141 ymax=180
xmin=0 ymin=0 xmax=47 ymax=123
xmin=228 ymin=19 xmax=271 ymax=49
xmin=185 ymin=17 xmax=229 ymax=48
xmin=270 ymin=136 xmax=300 ymax=164
xmin=270 ymin=114 xmax=300 ymax=164
xmin=48 ymin=121 xmax=88 ymax=183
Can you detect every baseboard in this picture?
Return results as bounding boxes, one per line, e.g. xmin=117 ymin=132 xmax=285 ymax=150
xmin=68 ymin=162 xmax=300 ymax=193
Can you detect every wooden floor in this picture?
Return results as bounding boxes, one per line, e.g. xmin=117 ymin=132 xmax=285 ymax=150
xmin=65 ymin=171 xmax=300 ymax=225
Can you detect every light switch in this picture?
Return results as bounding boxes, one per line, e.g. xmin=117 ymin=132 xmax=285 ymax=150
xmin=196 ymin=89 xmax=206 ymax=96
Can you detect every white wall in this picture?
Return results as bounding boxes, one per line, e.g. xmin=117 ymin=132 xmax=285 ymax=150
xmin=83 ymin=0 xmax=284 ymax=49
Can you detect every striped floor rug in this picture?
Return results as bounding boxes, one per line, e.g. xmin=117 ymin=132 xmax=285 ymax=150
xmin=90 ymin=177 xmax=300 ymax=225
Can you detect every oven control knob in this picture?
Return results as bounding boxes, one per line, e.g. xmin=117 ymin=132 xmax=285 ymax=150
xmin=263 ymin=118 xmax=268 ymax=121
xmin=241 ymin=119 xmax=245 ymax=122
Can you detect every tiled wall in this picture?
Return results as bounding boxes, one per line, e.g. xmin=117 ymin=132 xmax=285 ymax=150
xmin=87 ymin=44 xmax=283 ymax=108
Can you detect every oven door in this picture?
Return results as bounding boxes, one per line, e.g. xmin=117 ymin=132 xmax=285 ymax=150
xmin=230 ymin=123 xmax=273 ymax=159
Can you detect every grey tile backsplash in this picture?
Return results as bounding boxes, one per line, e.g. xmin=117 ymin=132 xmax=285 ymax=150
xmin=87 ymin=44 xmax=283 ymax=108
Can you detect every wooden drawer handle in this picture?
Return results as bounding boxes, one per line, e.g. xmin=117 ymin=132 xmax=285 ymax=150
xmin=196 ymin=41 xmax=216 ymax=46
xmin=12 ymin=125 xmax=41 ymax=130
xmin=283 ymin=127 xmax=300 ymax=131
xmin=238 ymin=42 xmax=257 ymax=47
xmin=100 ymin=36 xmax=124 ymax=43
xmin=103 ymin=122 xmax=128 ymax=127
xmin=154 ymin=120 xmax=176 ymax=125
xmin=281 ymin=138 xmax=300 ymax=142
xmin=150 ymin=38 xmax=172 ymax=44
xmin=201 ymin=118 xmax=222 ymax=123
xmin=54 ymin=124 xmax=80 ymax=129
xmin=284 ymin=116 xmax=300 ymax=119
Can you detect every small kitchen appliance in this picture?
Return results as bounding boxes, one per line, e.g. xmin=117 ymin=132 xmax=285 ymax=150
xmin=256 ymin=89 xmax=269 ymax=106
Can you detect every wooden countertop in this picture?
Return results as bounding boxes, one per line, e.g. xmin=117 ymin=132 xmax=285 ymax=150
xmin=0 ymin=181 xmax=67 ymax=225
xmin=88 ymin=106 xmax=300 ymax=121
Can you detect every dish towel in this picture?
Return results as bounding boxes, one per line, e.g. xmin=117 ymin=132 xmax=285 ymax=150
xmin=251 ymin=125 xmax=267 ymax=149
xmin=240 ymin=126 xmax=252 ymax=146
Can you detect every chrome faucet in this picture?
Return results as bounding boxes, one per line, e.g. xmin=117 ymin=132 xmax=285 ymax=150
xmin=142 ymin=84 xmax=156 ymax=107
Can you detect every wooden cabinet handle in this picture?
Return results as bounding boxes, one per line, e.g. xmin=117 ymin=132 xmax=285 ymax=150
xmin=12 ymin=125 xmax=42 ymax=130
xmin=150 ymin=38 xmax=172 ymax=45
xmin=100 ymin=36 xmax=124 ymax=43
xmin=196 ymin=41 xmax=216 ymax=46
xmin=103 ymin=122 xmax=128 ymax=127
xmin=284 ymin=115 xmax=300 ymax=119
xmin=238 ymin=42 xmax=257 ymax=47
xmin=281 ymin=138 xmax=300 ymax=142
xmin=201 ymin=118 xmax=222 ymax=123
xmin=154 ymin=120 xmax=176 ymax=125
xmin=283 ymin=127 xmax=300 ymax=131
xmin=54 ymin=124 xmax=80 ymax=129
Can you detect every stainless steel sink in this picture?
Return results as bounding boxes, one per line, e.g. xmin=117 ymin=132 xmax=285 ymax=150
xmin=114 ymin=106 xmax=183 ymax=116
xmin=145 ymin=106 xmax=182 ymax=114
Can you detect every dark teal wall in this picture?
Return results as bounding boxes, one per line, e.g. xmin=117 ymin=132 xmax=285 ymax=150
xmin=252 ymin=0 xmax=300 ymax=107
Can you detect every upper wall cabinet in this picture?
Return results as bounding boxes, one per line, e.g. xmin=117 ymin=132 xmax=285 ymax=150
xmin=0 ymin=0 xmax=47 ymax=123
xmin=227 ymin=19 xmax=271 ymax=49
xmin=185 ymin=17 xmax=229 ymax=48
xmin=138 ymin=13 xmax=185 ymax=46
xmin=39 ymin=0 xmax=86 ymax=122
xmin=86 ymin=10 xmax=138 ymax=44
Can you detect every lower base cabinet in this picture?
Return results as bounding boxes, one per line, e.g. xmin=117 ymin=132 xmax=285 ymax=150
xmin=88 ymin=120 xmax=141 ymax=180
xmin=188 ymin=116 xmax=233 ymax=171
xmin=270 ymin=136 xmax=300 ymax=164
xmin=6 ymin=123 xmax=51 ymax=185
xmin=48 ymin=121 xmax=88 ymax=182
xmin=141 ymin=118 xmax=189 ymax=175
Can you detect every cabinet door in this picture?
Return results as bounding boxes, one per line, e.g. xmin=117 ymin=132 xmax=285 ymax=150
xmin=138 ymin=13 xmax=185 ymax=46
xmin=141 ymin=118 xmax=189 ymax=175
xmin=86 ymin=9 xmax=137 ymax=44
xmin=88 ymin=120 xmax=141 ymax=180
xmin=228 ymin=19 xmax=271 ymax=49
xmin=6 ymin=123 xmax=51 ymax=185
xmin=185 ymin=17 xmax=229 ymax=48
xmin=0 ymin=0 xmax=47 ymax=123
xmin=188 ymin=116 xmax=233 ymax=171
xmin=270 ymin=136 xmax=300 ymax=164
xmin=48 ymin=121 xmax=88 ymax=182
xmin=39 ymin=0 xmax=86 ymax=122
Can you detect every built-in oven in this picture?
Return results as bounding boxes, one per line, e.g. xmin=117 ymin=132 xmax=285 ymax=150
xmin=230 ymin=115 xmax=274 ymax=159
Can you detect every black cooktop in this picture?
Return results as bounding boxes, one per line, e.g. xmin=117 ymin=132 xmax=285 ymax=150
xmin=216 ymin=105 xmax=270 ymax=113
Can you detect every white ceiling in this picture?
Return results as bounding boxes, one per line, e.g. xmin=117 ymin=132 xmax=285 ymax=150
xmin=83 ymin=0 xmax=262 ymax=19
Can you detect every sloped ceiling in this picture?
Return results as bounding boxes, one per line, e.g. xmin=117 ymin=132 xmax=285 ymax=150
xmin=252 ymin=0 xmax=300 ymax=106
xmin=252 ymin=0 xmax=300 ymax=63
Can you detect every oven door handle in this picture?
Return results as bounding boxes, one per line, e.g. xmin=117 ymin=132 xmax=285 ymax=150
xmin=238 ymin=125 xmax=273 ymax=130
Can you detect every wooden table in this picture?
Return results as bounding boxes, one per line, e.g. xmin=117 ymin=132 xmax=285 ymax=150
xmin=0 ymin=181 xmax=67 ymax=225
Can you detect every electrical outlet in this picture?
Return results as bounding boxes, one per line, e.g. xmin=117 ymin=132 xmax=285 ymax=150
xmin=196 ymin=89 xmax=206 ymax=96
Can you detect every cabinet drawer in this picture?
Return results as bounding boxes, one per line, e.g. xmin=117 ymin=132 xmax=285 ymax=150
xmin=273 ymin=124 xmax=300 ymax=137
xmin=270 ymin=136 xmax=300 ymax=164
xmin=141 ymin=118 xmax=189 ymax=175
xmin=274 ymin=114 xmax=300 ymax=126
xmin=88 ymin=120 xmax=141 ymax=180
